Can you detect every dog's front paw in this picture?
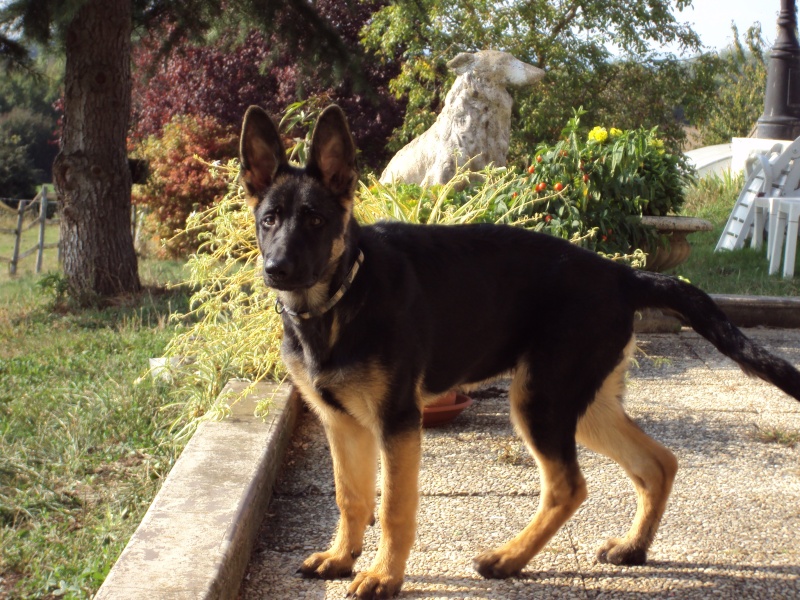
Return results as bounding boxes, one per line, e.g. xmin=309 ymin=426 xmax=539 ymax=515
xmin=596 ymin=537 xmax=647 ymax=566
xmin=297 ymin=551 xmax=355 ymax=579
xmin=346 ymin=569 xmax=403 ymax=599
xmin=472 ymin=549 xmax=524 ymax=579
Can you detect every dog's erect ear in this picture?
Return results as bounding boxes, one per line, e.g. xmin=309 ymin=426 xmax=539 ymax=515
xmin=307 ymin=105 xmax=357 ymax=199
xmin=240 ymin=106 xmax=287 ymax=208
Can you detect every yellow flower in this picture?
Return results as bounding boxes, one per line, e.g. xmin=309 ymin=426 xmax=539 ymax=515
xmin=610 ymin=127 xmax=623 ymax=139
xmin=588 ymin=126 xmax=608 ymax=143
xmin=648 ymin=137 xmax=665 ymax=155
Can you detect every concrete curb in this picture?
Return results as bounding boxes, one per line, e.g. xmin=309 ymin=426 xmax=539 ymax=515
xmin=95 ymin=380 xmax=297 ymax=600
xmin=710 ymin=293 xmax=800 ymax=328
xmin=635 ymin=294 xmax=800 ymax=333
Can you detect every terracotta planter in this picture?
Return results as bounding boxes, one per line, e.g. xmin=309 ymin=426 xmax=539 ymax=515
xmin=428 ymin=390 xmax=458 ymax=407
xmin=640 ymin=216 xmax=713 ymax=272
xmin=423 ymin=392 xmax=474 ymax=428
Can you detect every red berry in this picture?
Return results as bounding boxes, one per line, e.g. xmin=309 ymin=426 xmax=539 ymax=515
xmin=536 ymin=155 xmax=543 ymax=163
xmin=553 ymin=182 xmax=564 ymax=192
xmin=545 ymin=214 xmax=552 ymax=222
xmin=528 ymin=165 xmax=535 ymax=174
xmin=583 ymin=174 xmax=590 ymax=183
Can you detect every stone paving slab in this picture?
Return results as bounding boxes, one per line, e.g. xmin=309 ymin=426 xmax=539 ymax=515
xmin=240 ymin=329 xmax=800 ymax=599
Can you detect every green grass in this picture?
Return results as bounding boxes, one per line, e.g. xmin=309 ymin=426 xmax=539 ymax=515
xmin=753 ymin=425 xmax=800 ymax=448
xmin=0 ymin=259 xmax=191 ymax=599
xmin=0 ymin=212 xmax=60 ymax=282
xmin=674 ymin=173 xmax=800 ymax=296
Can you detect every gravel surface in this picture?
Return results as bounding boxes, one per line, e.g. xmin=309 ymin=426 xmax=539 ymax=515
xmin=240 ymin=330 xmax=800 ymax=599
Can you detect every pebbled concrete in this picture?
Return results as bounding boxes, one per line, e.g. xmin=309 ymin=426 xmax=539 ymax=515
xmin=240 ymin=329 xmax=800 ymax=599
xmin=96 ymin=327 xmax=800 ymax=599
xmin=95 ymin=381 xmax=299 ymax=600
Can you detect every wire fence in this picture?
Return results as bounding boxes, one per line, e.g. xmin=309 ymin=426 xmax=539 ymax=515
xmin=1 ymin=193 xmax=146 ymax=276
xmin=0 ymin=189 xmax=60 ymax=275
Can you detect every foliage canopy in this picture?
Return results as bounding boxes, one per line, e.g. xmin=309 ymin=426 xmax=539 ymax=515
xmin=362 ymin=0 xmax=712 ymax=153
xmin=696 ymin=24 xmax=768 ymax=145
xmin=0 ymin=0 xmax=373 ymax=302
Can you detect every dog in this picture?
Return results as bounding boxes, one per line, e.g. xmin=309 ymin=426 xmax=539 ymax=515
xmin=239 ymin=105 xmax=800 ymax=599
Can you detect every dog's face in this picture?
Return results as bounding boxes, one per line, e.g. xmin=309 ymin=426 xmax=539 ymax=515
xmin=239 ymin=106 xmax=357 ymax=292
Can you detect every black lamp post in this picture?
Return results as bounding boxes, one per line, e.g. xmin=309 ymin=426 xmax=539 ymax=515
xmin=756 ymin=0 xmax=800 ymax=139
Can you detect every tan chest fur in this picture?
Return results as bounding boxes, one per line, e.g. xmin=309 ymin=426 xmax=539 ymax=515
xmin=284 ymin=352 xmax=390 ymax=435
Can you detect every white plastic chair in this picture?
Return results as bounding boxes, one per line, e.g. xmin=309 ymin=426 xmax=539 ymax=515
xmin=716 ymin=138 xmax=800 ymax=251
xmin=768 ymin=198 xmax=800 ymax=277
xmin=749 ymin=196 xmax=771 ymax=251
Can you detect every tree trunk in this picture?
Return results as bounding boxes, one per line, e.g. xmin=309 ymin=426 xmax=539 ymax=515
xmin=53 ymin=0 xmax=140 ymax=303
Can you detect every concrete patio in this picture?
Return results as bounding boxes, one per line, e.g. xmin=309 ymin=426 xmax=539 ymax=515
xmin=96 ymin=328 xmax=800 ymax=599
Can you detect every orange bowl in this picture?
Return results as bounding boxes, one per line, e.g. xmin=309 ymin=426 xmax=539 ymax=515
xmin=422 ymin=393 xmax=474 ymax=428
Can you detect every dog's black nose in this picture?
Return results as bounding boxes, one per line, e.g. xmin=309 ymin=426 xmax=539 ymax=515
xmin=264 ymin=257 xmax=291 ymax=281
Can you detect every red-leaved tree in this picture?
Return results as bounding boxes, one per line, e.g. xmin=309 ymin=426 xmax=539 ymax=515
xmin=132 ymin=113 xmax=238 ymax=257
xmin=132 ymin=0 xmax=404 ymax=169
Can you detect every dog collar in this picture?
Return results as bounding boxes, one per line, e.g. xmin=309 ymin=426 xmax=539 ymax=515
xmin=275 ymin=249 xmax=365 ymax=320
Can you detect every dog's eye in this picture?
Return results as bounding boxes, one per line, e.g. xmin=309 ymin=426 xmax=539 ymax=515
xmin=261 ymin=210 xmax=279 ymax=227
xmin=308 ymin=214 xmax=324 ymax=228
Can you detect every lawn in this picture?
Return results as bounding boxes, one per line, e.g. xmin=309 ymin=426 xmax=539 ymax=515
xmin=0 ymin=206 xmax=59 ymax=281
xmin=674 ymin=173 xmax=800 ymax=297
xmin=0 ymin=258 xmax=191 ymax=599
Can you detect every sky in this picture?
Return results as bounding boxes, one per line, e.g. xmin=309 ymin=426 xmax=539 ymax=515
xmin=0 ymin=0 xmax=784 ymax=56
xmin=670 ymin=0 xmax=780 ymax=52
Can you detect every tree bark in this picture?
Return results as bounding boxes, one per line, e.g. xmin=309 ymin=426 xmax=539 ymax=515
xmin=53 ymin=0 xmax=141 ymax=302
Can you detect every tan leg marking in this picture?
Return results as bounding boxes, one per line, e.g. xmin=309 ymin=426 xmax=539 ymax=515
xmin=474 ymin=362 xmax=588 ymax=578
xmin=575 ymin=337 xmax=678 ymax=565
xmin=299 ymin=410 xmax=379 ymax=579
xmin=348 ymin=429 xmax=421 ymax=599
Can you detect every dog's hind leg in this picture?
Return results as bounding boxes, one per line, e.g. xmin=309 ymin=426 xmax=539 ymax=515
xmin=575 ymin=338 xmax=678 ymax=565
xmin=299 ymin=410 xmax=379 ymax=579
xmin=474 ymin=361 xmax=589 ymax=579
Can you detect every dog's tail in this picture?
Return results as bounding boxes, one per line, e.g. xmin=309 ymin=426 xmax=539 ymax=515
xmin=629 ymin=269 xmax=800 ymax=401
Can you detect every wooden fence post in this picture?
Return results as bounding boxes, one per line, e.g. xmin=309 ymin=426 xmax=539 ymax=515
xmin=10 ymin=200 xmax=26 ymax=276
xmin=36 ymin=190 xmax=48 ymax=273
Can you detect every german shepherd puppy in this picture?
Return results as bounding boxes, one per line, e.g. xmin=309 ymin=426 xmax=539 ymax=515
xmin=239 ymin=105 xmax=800 ymax=599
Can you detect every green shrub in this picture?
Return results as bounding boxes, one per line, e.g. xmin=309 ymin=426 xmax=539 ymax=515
xmin=514 ymin=110 xmax=694 ymax=253
xmin=0 ymin=128 xmax=38 ymax=199
xmin=159 ymin=105 xmax=705 ymax=436
xmin=377 ymin=110 xmax=694 ymax=255
xmin=698 ymin=25 xmax=767 ymax=145
xmin=682 ymin=170 xmax=744 ymax=223
xmin=161 ymin=160 xmax=283 ymax=438
xmin=132 ymin=114 xmax=238 ymax=257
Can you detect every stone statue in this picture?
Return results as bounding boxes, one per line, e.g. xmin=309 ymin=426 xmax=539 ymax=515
xmin=379 ymin=50 xmax=545 ymax=186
